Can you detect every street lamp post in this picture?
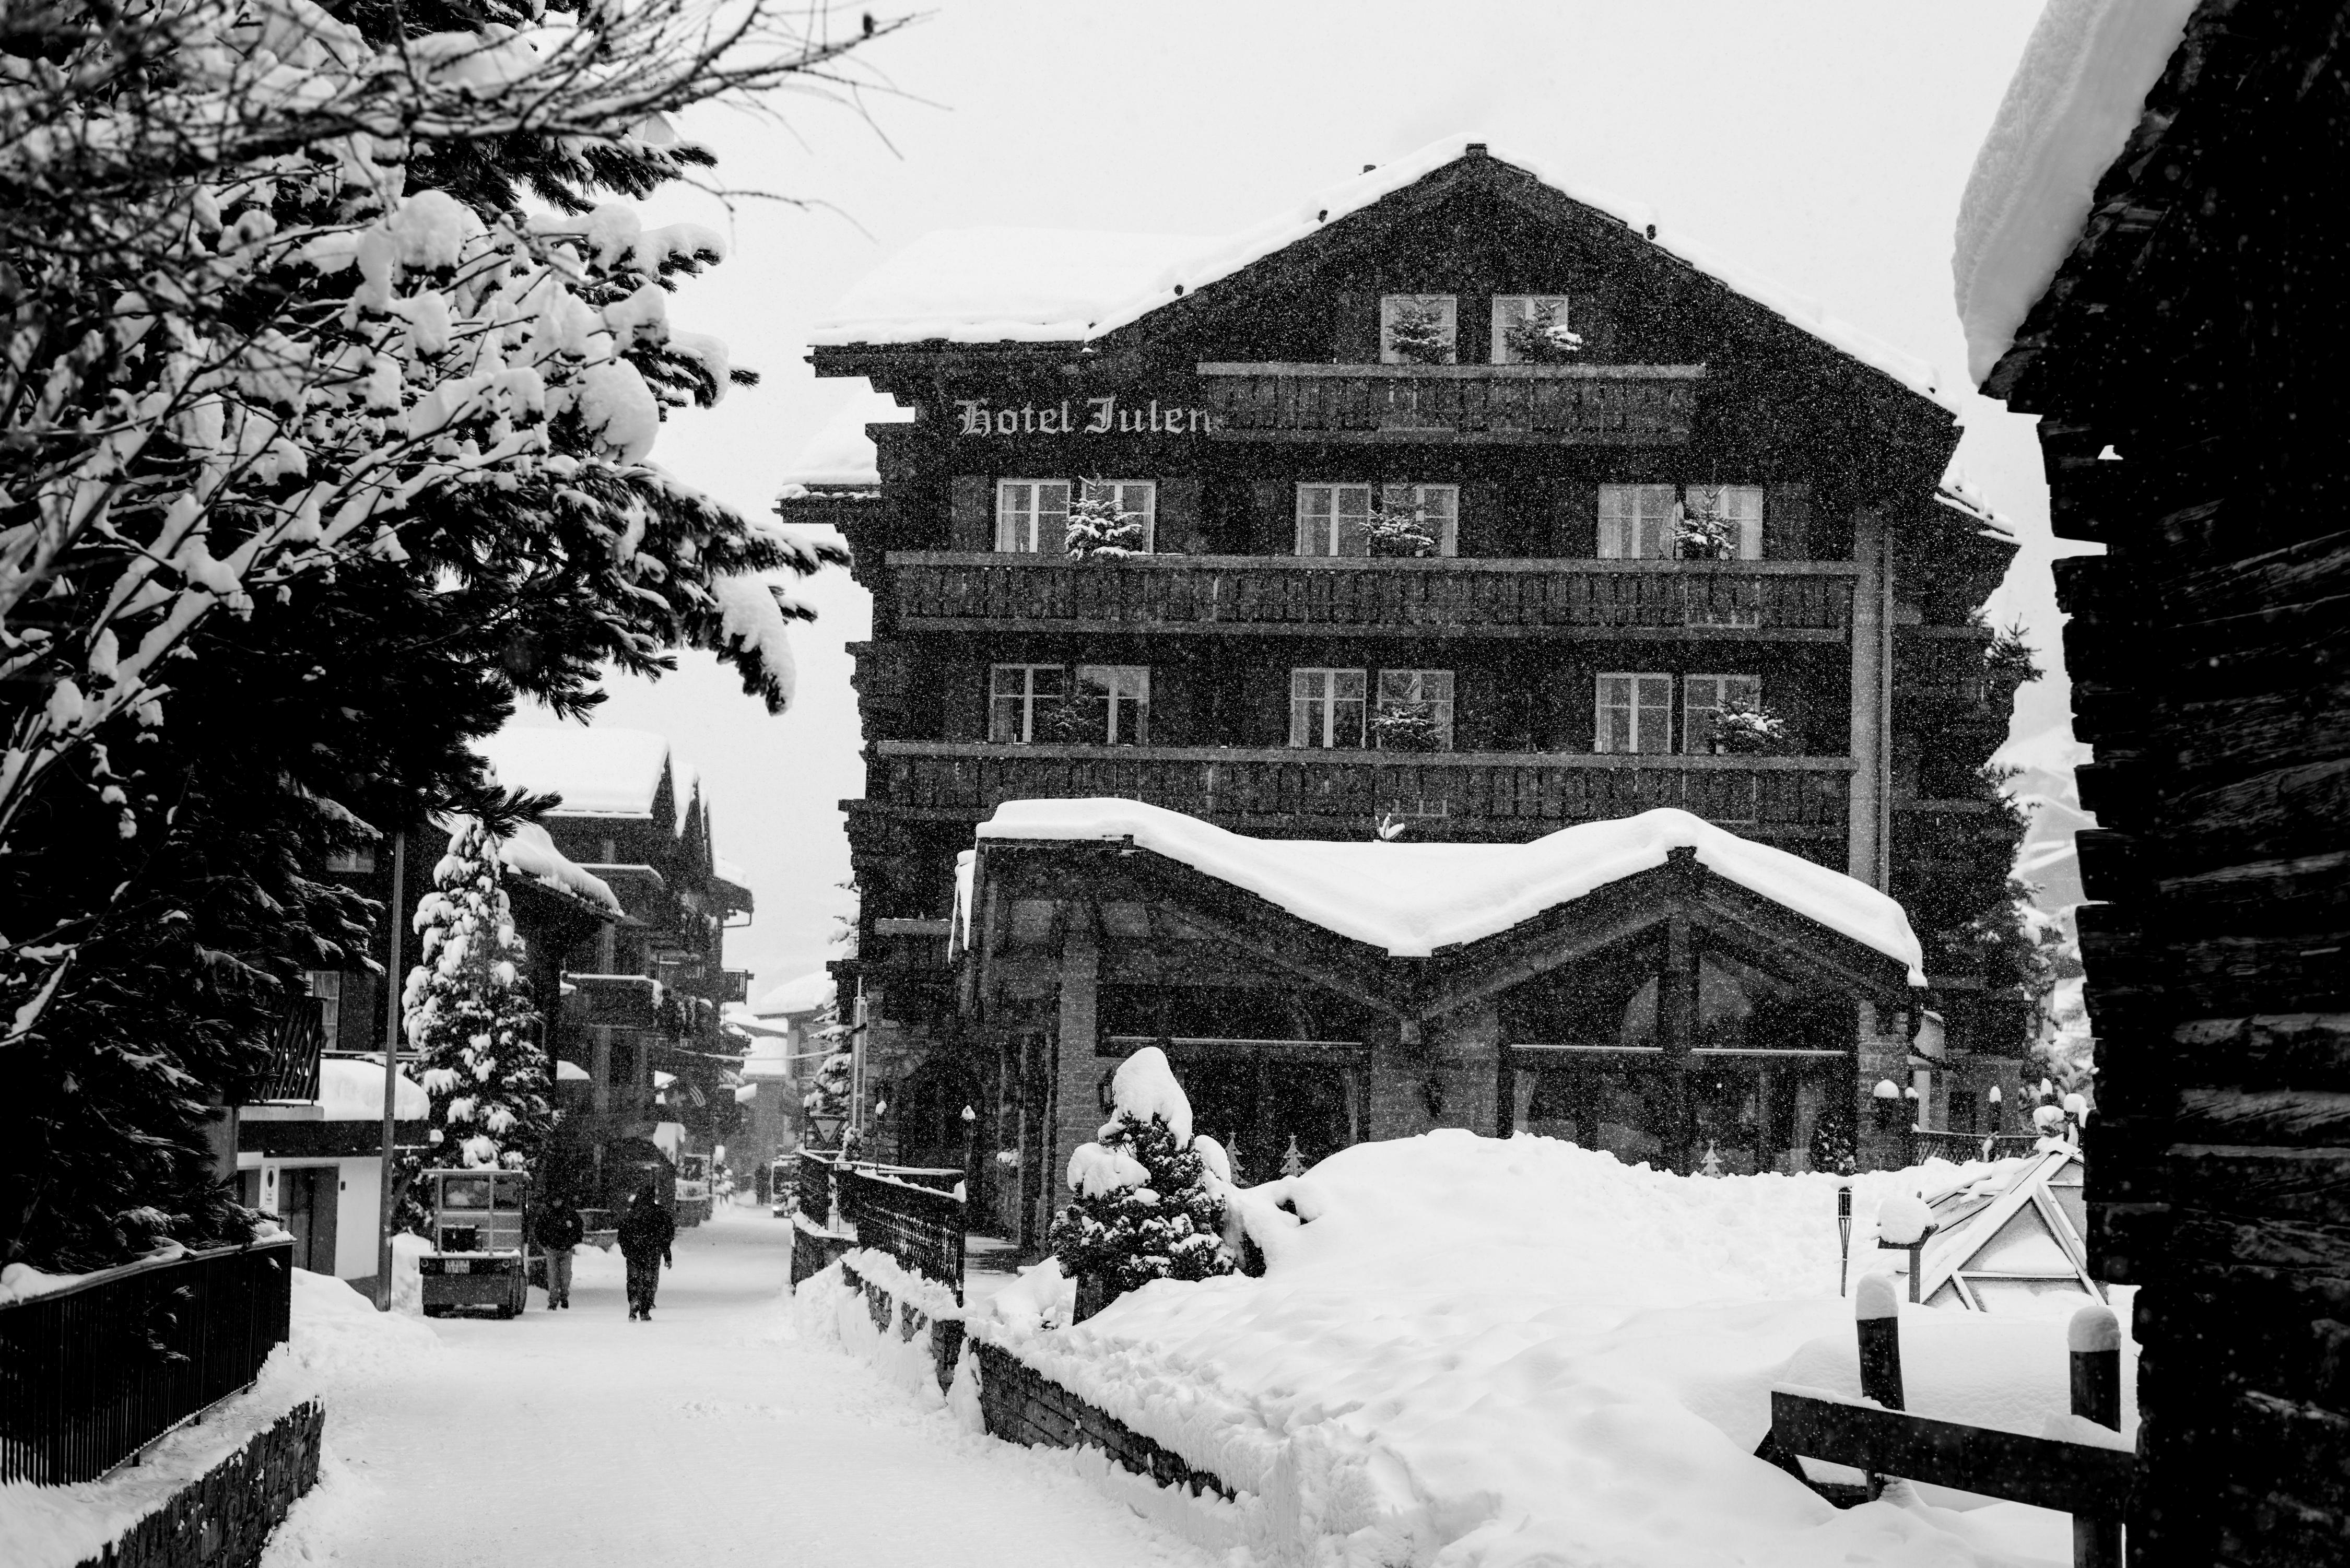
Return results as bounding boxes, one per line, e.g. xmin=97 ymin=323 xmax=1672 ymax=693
xmin=373 ymin=829 xmax=407 ymax=1312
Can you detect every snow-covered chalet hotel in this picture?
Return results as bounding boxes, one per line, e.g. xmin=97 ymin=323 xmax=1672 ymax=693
xmin=781 ymin=140 xmax=2027 ymax=1243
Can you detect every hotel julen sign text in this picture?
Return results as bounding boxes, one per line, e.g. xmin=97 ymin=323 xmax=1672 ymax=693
xmin=954 ymin=394 xmax=1215 ymax=438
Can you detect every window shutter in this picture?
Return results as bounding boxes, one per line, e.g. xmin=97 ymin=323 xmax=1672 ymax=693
xmin=339 ymin=970 xmax=379 ymax=1053
xmin=941 ymin=663 xmax=986 ymax=742
xmin=1457 ymin=484 xmax=1495 ymax=557
xmin=1157 ymin=477 xmax=1202 ymax=554
xmin=1332 ymin=289 xmax=1379 ymax=362
xmin=950 ymin=475 xmax=991 ymax=550
xmin=1764 ymin=482 xmax=1811 ymax=560
xmin=1554 ymin=479 xmax=1600 ymax=558
xmin=1251 ymin=479 xmax=1288 ymax=554
xmin=1452 ymin=664 xmax=1490 ymax=750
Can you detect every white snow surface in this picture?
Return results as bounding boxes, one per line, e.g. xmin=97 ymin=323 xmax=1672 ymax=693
xmin=487 ymin=819 xmax=621 ymax=915
xmin=1111 ymin=1044 xmax=1193 ymax=1143
xmin=1954 ymin=0 xmax=2199 ymax=386
xmin=815 ymin=135 xmax=1956 ymax=410
xmin=777 ymin=383 xmax=916 ymax=491
xmin=753 ymin=970 xmax=835 ymax=1018
xmin=317 ymin=1056 xmax=428 ymax=1120
xmin=979 ymin=799 xmax=1925 ymax=980
xmin=476 ymin=725 xmax=671 ymax=817
xmin=973 ymin=1131 xmax=2118 ymax=1566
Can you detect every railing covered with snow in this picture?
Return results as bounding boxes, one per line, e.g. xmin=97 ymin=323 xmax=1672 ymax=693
xmin=0 ymin=1237 xmax=293 ymax=1484
xmin=872 ymin=742 xmax=1853 ymax=838
xmin=795 ymin=1155 xmax=966 ymax=1303
xmin=1911 ymin=1129 xmax=2046 ymax=1165
xmin=887 ymin=553 xmax=1855 ymax=637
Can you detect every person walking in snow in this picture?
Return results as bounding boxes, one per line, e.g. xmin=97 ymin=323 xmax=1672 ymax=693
xmin=535 ymin=1192 xmax=584 ymax=1310
xmin=616 ymin=1183 xmax=675 ymax=1321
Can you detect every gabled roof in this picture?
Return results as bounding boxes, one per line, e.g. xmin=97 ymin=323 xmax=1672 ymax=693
xmin=478 ymin=727 xmax=674 ymax=818
xmin=1912 ymin=1142 xmax=2105 ymax=1313
xmin=813 ymin=135 xmax=1957 ymax=412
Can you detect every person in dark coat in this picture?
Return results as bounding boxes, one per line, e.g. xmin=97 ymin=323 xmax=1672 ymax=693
xmin=534 ymin=1194 xmax=585 ymax=1310
xmin=615 ymin=1183 xmax=675 ymax=1320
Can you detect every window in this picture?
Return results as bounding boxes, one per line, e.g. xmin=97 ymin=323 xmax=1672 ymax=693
xmin=324 ymin=846 xmax=375 ymax=873
xmin=1289 ymin=668 xmax=1367 ymax=749
xmin=1380 ymin=294 xmax=1457 ymax=364
xmin=1295 ymin=484 xmax=1372 ymax=556
xmin=1073 ymin=665 xmax=1150 ymax=745
xmin=1598 ymin=485 xmax=1677 ymax=559
xmin=1296 ymin=483 xmax=1456 ymax=556
xmin=1595 ymin=673 xmax=1674 ymax=754
xmin=303 ymin=971 xmax=342 ymax=1041
xmin=1491 ymin=294 xmax=1576 ymax=363
xmin=1374 ymin=668 xmax=1455 ymax=751
xmin=994 ymin=480 xmax=1070 ymax=553
xmin=1683 ymin=484 xmax=1765 ymax=561
xmin=989 ymin=663 xmax=1067 ymax=743
xmin=1682 ymin=674 xmax=1761 ymax=754
xmin=1079 ymin=479 xmax=1156 ymax=553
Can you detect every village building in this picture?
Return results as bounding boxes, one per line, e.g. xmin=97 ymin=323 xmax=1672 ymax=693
xmin=784 ymin=140 xmax=2032 ymax=1240
xmin=727 ymin=969 xmax=839 ymax=1198
xmin=1957 ymin=3 xmax=2350 ymax=1560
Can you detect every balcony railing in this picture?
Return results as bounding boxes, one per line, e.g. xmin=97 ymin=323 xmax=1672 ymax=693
xmin=887 ymin=554 xmax=1857 ymax=639
xmin=871 ymin=743 xmax=1853 ymax=838
xmin=1197 ymin=362 xmax=1703 ymax=444
xmin=565 ymin=973 xmax=662 ymax=1029
xmin=251 ymin=997 xmax=324 ymax=1104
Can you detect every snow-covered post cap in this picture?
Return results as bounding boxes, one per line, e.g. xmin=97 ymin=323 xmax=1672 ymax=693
xmin=2034 ymin=1104 xmax=2067 ymax=1132
xmin=1871 ymin=1078 xmax=1902 ymax=1100
xmin=2069 ymin=1304 xmax=2121 ymax=1354
xmin=1876 ymin=1194 xmax=1933 ymax=1247
xmin=1855 ymin=1272 xmax=1902 ymax=1321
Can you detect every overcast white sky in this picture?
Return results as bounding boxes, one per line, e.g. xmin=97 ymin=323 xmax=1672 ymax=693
xmin=508 ymin=0 xmax=2085 ymax=1001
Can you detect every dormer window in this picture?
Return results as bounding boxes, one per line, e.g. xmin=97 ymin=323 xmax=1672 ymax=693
xmin=1380 ymin=295 xmax=1456 ymax=364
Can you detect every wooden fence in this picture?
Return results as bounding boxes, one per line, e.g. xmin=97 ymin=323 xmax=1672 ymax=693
xmin=0 ymin=1239 xmax=295 ymax=1484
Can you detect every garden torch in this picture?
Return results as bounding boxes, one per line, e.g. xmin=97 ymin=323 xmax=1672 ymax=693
xmin=1837 ymin=1181 xmax=1854 ymax=1295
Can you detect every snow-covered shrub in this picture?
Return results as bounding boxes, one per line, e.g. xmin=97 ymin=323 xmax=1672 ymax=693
xmin=1064 ymin=490 xmax=1146 ymax=561
xmin=1370 ymin=702 xmax=1445 ymax=753
xmin=397 ymin=820 xmax=550 ymax=1221
xmin=1708 ymin=695 xmax=1791 ymax=755
xmin=802 ymin=1052 xmax=854 ymax=1149
xmin=1049 ymin=1047 xmax=1233 ymax=1315
xmin=1384 ymin=298 xmax=1454 ymax=364
xmin=1355 ymin=501 xmax=1439 ymax=558
xmin=1675 ymin=496 xmax=1741 ymax=560
xmin=1501 ymin=301 xmax=1585 ymax=363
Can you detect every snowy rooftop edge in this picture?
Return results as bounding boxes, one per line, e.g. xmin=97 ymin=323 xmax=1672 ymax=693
xmin=477 ymin=726 xmax=673 ymax=817
xmin=1953 ymin=0 xmax=2199 ymax=388
xmin=813 ymin=135 xmax=1959 ymax=414
xmin=973 ymin=799 xmax=1924 ymax=981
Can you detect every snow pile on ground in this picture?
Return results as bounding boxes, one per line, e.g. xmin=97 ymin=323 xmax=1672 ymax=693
xmin=973 ymin=1131 xmax=2123 ymax=1567
xmin=792 ymin=1253 xmax=954 ymax=1411
xmin=979 ymin=799 xmax=1924 ymax=979
xmin=0 ymin=1270 xmax=441 ymax=1568
xmin=1953 ymin=0 xmax=2199 ymax=385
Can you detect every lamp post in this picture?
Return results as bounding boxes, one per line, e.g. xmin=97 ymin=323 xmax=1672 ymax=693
xmin=961 ymin=1103 xmax=978 ymax=1204
xmin=1837 ymin=1181 xmax=1853 ymax=1296
xmin=373 ymin=829 xmax=407 ymax=1313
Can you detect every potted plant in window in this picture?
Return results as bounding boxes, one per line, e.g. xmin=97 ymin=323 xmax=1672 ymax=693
xmin=1064 ymin=488 xmax=1145 ymax=562
xmin=1356 ymin=495 xmax=1439 ymax=558
xmin=1675 ymin=493 xmax=1740 ymax=560
xmin=1709 ymin=695 xmax=1791 ymax=755
xmin=1502 ymin=300 xmax=1584 ymax=363
xmin=1371 ymin=701 xmax=1444 ymax=752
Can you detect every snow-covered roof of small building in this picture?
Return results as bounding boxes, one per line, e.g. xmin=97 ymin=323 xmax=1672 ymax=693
xmin=975 ymin=800 xmax=1924 ymax=982
xmin=752 ymin=971 xmax=835 ymax=1019
xmin=319 ymin=1057 xmax=428 ymax=1121
xmin=491 ymin=821 xmax=622 ymax=917
xmin=777 ymin=384 xmax=916 ymax=493
xmin=815 ymin=135 xmax=1956 ymax=411
xmin=477 ymin=726 xmax=673 ymax=817
xmin=1953 ymin=0 xmax=2199 ymax=387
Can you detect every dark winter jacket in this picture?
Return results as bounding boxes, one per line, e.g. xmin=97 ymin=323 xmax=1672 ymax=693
xmin=535 ymin=1204 xmax=584 ymax=1252
xmin=616 ymin=1197 xmax=674 ymax=1265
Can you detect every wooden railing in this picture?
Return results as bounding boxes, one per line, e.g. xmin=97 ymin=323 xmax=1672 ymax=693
xmin=888 ymin=553 xmax=1856 ymax=638
xmin=1196 ymin=362 xmax=1703 ymax=444
xmin=0 ymin=1239 xmax=294 ymax=1484
xmin=871 ymin=743 xmax=1853 ymax=836
xmin=252 ymin=997 xmax=324 ymax=1104
xmin=795 ymin=1154 xmax=966 ymax=1302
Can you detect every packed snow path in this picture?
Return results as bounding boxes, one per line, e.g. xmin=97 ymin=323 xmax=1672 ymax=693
xmin=262 ymin=1206 xmax=1216 ymax=1568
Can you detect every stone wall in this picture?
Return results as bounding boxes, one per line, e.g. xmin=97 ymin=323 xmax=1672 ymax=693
xmin=789 ymin=1216 xmax=856 ymax=1292
xmin=73 ymin=1400 xmax=323 ymax=1568
xmin=971 ymin=1341 xmax=1234 ymax=1501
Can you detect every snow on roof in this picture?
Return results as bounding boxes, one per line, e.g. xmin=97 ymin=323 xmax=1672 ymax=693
xmin=778 ymin=385 xmax=917 ymax=494
xmin=1953 ymin=0 xmax=2199 ymax=387
xmin=752 ymin=970 xmax=835 ymax=1018
xmin=477 ymin=726 xmax=671 ymax=817
xmin=494 ymin=821 xmax=622 ymax=917
xmin=555 ymin=1060 xmax=591 ymax=1081
xmin=814 ymin=135 xmax=1956 ymax=411
xmin=977 ymin=799 xmax=1924 ymax=982
xmin=1934 ymin=470 xmax=2020 ymax=542
xmin=319 ymin=1057 xmax=429 ymax=1121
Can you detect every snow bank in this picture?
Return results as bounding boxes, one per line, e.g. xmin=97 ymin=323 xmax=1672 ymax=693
xmin=815 ymin=136 xmax=1955 ymax=410
xmin=1953 ymin=0 xmax=2198 ymax=386
xmin=317 ymin=1057 xmax=428 ymax=1121
xmin=0 ymin=1270 xmax=440 ymax=1568
xmin=791 ymin=1256 xmax=949 ymax=1410
xmin=980 ymin=800 xmax=1925 ymax=980
xmin=972 ymin=1131 xmax=2116 ymax=1567
xmin=475 ymin=725 xmax=671 ymax=817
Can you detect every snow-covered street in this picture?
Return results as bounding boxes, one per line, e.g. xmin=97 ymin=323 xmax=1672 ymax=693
xmin=260 ymin=1206 xmax=1218 ymax=1568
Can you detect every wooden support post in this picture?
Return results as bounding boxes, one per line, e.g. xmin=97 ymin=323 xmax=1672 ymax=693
xmin=1856 ymin=1274 xmax=1904 ymax=1500
xmin=2069 ymin=1305 xmax=2123 ymax=1568
xmin=1659 ymin=914 xmax=1697 ymax=1173
xmin=1050 ymin=916 xmax=1100 ymax=1245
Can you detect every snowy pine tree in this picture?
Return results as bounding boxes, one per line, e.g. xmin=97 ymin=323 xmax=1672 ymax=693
xmin=401 ymin=821 xmax=553 ymax=1185
xmin=1050 ymin=1048 xmax=1233 ymax=1309
xmin=1063 ymin=489 xmax=1146 ymax=561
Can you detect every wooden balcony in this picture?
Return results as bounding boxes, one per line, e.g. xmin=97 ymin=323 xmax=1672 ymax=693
xmin=887 ymin=554 xmax=1857 ymax=640
xmin=868 ymin=742 xmax=1853 ymax=839
xmin=565 ymin=973 xmax=662 ymax=1029
xmin=1197 ymin=362 xmax=1703 ymax=444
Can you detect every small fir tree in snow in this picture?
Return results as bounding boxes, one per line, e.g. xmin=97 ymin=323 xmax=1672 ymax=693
xmin=1280 ymin=1135 xmax=1306 ymax=1179
xmin=1355 ymin=497 xmax=1439 ymax=558
xmin=400 ymin=821 xmax=552 ymax=1198
xmin=1384 ymin=298 xmax=1455 ymax=364
xmin=1371 ymin=702 xmax=1445 ymax=753
xmin=1064 ymin=488 xmax=1147 ymax=561
xmin=1708 ymin=696 xmax=1791 ymax=755
xmin=1501 ymin=301 xmax=1585 ymax=363
xmin=1675 ymin=496 xmax=1741 ymax=560
xmin=1050 ymin=1047 xmax=1234 ymax=1307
